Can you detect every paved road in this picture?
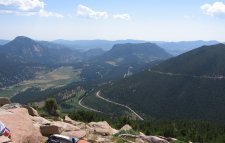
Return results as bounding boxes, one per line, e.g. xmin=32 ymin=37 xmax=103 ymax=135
xmin=78 ymin=96 xmax=102 ymax=113
xmin=96 ymin=91 xmax=144 ymax=121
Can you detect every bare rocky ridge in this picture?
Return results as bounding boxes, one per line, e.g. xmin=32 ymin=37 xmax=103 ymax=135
xmin=0 ymin=98 xmax=174 ymax=143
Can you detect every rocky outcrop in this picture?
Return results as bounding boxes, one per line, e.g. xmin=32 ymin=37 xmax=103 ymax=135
xmin=0 ymin=97 xmax=11 ymax=106
xmin=22 ymin=105 xmax=39 ymax=116
xmin=87 ymin=121 xmax=118 ymax=136
xmin=0 ymin=108 xmax=42 ymax=143
xmin=0 ymin=102 xmax=180 ymax=143
xmin=120 ymin=124 xmax=132 ymax=131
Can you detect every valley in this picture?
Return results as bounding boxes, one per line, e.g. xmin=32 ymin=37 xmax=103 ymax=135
xmin=0 ymin=66 xmax=81 ymax=97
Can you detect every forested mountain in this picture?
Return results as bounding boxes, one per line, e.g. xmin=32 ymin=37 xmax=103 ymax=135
xmin=80 ymin=43 xmax=171 ymax=81
xmin=100 ymin=43 xmax=225 ymax=122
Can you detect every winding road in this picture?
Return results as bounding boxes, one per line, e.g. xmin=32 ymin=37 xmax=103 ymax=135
xmin=78 ymin=96 xmax=102 ymax=113
xmin=96 ymin=91 xmax=144 ymax=121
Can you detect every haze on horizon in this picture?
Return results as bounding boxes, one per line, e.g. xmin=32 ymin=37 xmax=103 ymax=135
xmin=0 ymin=0 xmax=225 ymax=42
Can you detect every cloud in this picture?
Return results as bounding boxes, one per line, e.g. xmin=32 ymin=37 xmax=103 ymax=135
xmin=77 ymin=4 xmax=131 ymax=20
xmin=0 ymin=0 xmax=63 ymax=18
xmin=113 ymin=14 xmax=131 ymax=20
xmin=201 ymin=2 xmax=225 ymax=16
xmin=77 ymin=4 xmax=109 ymax=19
xmin=38 ymin=9 xmax=63 ymax=18
xmin=0 ymin=9 xmax=63 ymax=18
xmin=0 ymin=0 xmax=44 ymax=11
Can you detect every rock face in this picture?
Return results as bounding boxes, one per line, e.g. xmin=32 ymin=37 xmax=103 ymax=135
xmin=0 ymin=108 xmax=42 ymax=143
xmin=0 ymin=97 xmax=11 ymax=106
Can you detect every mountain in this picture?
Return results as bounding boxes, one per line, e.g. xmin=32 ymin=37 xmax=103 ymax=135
xmin=80 ymin=43 xmax=171 ymax=81
xmin=100 ymin=43 xmax=225 ymax=122
xmin=0 ymin=36 xmax=80 ymax=64
xmin=156 ymin=40 xmax=219 ymax=55
xmin=53 ymin=39 xmax=146 ymax=51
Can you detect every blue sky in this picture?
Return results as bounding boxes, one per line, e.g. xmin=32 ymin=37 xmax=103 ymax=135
xmin=0 ymin=0 xmax=225 ymax=41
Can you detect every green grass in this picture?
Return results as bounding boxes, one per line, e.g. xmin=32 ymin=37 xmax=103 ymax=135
xmin=0 ymin=66 xmax=81 ymax=97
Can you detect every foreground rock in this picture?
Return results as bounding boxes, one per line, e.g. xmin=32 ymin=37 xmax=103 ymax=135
xmin=0 ymin=108 xmax=42 ymax=143
xmin=40 ymin=124 xmax=63 ymax=136
xmin=120 ymin=124 xmax=132 ymax=131
xmin=0 ymin=97 xmax=11 ymax=106
xmin=87 ymin=121 xmax=118 ymax=136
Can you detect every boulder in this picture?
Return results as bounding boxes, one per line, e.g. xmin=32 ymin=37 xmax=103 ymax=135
xmin=22 ymin=105 xmax=39 ymax=116
xmin=51 ymin=121 xmax=80 ymax=132
xmin=87 ymin=121 xmax=118 ymax=136
xmin=30 ymin=116 xmax=51 ymax=126
xmin=120 ymin=124 xmax=132 ymax=131
xmin=40 ymin=124 xmax=63 ymax=136
xmin=61 ymin=130 xmax=86 ymax=138
xmin=0 ymin=108 xmax=42 ymax=143
xmin=64 ymin=115 xmax=86 ymax=129
xmin=0 ymin=97 xmax=11 ymax=106
xmin=139 ymin=136 xmax=169 ymax=143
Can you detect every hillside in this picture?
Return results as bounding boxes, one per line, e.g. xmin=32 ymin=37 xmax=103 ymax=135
xmin=80 ymin=43 xmax=171 ymax=81
xmin=99 ymin=44 xmax=225 ymax=122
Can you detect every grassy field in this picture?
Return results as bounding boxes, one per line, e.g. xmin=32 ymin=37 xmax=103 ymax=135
xmin=0 ymin=66 xmax=81 ymax=97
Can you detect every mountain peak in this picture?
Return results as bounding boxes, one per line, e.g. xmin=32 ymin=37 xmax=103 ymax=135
xmin=13 ymin=36 xmax=34 ymax=42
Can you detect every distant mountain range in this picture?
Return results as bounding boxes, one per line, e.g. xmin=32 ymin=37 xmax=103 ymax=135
xmin=53 ymin=39 xmax=146 ymax=51
xmin=53 ymin=39 xmax=221 ymax=56
xmin=2 ymin=38 xmax=222 ymax=55
xmin=0 ymin=36 xmax=82 ymax=64
xmin=155 ymin=40 xmax=219 ymax=55
xmin=100 ymin=43 xmax=225 ymax=122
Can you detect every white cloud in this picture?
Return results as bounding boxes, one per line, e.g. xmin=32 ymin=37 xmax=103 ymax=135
xmin=0 ymin=0 xmax=63 ymax=18
xmin=0 ymin=10 xmax=36 ymax=16
xmin=38 ymin=9 xmax=63 ymax=18
xmin=0 ymin=9 xmax=63 ymax=18
xmin=0 ymin=0 xmax=44 ymax=11
xmin=77 ymin=4 xmax=109 ymax=19
xmin=113 ymin=14 xmax=131 ymax=20
xmin=201 ymin=2 xmax=225 ymax=16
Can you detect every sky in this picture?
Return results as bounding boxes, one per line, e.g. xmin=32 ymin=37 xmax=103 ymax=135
xmin=0 ymin=0 xmax=225 ymax=41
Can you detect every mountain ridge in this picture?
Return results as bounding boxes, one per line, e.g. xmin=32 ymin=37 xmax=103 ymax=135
xmin=99 ymin=43 xmax=225 ymax=122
